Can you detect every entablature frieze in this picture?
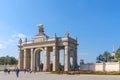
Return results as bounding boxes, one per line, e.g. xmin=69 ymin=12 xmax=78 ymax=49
xmin=23 ymin=41 xmax=55 ymax=47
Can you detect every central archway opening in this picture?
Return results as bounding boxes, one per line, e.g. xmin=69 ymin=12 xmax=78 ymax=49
xmin=35 ymin=49 xmax=44 ymax=71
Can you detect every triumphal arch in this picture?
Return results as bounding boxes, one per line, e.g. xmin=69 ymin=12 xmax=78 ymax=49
xmin=18 ymin=24 xmax=78 ymax=71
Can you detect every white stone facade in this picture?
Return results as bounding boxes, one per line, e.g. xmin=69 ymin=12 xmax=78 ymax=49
xmin=80 ymin=62 xmax=120 ymax=72
xmin=18 ymin=24 xmax=78 ymax=71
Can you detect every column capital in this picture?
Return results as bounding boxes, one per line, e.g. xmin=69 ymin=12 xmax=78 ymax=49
xmin=65 ymin=46 xmax=68 ymax=49
xmin=24 ymin=49 xmax=27 ymax=51
xmin=53 ymin=46 xmax=59 ymax=51
xmin=31 ymin=48 xmax=34 ymax=54
xmin=44 ymin=47 xmax=48 ymax=51
xmin=31 ymin=48 xmax=33 ymax=50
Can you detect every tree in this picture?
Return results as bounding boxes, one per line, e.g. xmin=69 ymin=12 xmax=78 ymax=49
xmin=59 ymin=63 xmax=64 ymax=71
xmin=115 ymin=48 xmax=120 ymax=61
xmin=96 ymin=51 xmax=111 ymax=63
xmin=0 ymin=55 xmax=17 ymax=65
xmin=96 ymin=54 xmax=104 ymax=63
xmin=50 ymin=63 xmax=53 ymax=71
xmin=103 ymin=51 xmax=111 ymax=62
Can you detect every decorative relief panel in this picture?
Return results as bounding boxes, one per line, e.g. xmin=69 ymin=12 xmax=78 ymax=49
xmin=34 ymin=38 xmax=44 ymax=42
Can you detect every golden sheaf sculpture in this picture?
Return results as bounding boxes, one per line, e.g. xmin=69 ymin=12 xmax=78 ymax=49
xmin=38 ymin=24 xmax=44 ymax=33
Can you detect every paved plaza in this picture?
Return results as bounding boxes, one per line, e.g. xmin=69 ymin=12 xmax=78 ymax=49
xmin=0 ymin=71 xmax=120 ymax=80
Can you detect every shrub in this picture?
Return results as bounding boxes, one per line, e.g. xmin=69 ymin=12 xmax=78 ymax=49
xmin=50 ymin=70 xmax=120 ymax=75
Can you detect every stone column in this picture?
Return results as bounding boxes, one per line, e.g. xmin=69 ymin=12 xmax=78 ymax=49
xmin=18 ymin=48 xmax=24 ymax=69
xmin=33 ymin=51 xmax=36 ymax=71
xmin=26 ymin=49 xmax=31 ymax=69
xmin=37 ymin=53 xmax=40 ymax=71
xmin=31 ymin=48 xmax=34 ymax=71
xmin=43 ymin=47 xmax=50 ymax=71
xmin=53 ymin=46 xmax=59 ymax=71
xmin=24 ymin=49 xmax=27 ymax=69
xmin=47 ymin=52 xmax=50 ymax=71
xmin=64 ymin=46 xmax=70 ymax=71
xmin=36 ymin=52 xmax=40 ymax=71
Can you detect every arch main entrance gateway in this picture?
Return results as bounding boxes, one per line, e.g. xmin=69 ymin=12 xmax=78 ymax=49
xmin=18 ymin=24 xmax=78 ymax=71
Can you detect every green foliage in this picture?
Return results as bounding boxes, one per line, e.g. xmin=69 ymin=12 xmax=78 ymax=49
xmin=51 ymin=71 xmax=69 ymax=74
xmin=115 ymin=48 xmax=120 ymax=61
xmin=96 ymin=47 xmax=120 ymax=62
xmin=96 ymin=51 xmax=111 ymax=63
xmin=96 ymin=54 xmax=104 ymax=63
xmin=0 ymin=55 xmax=17 ymax=65
xmin=103 ymin=51 xmax=111 ymax=62
xmin=59 ymin=63 xmax=64 ymax=71
xmin=51 ymin=70 xmax=120 ymax=75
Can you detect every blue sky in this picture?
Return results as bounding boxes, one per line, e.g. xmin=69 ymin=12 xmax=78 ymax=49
xmin=0 ymin=0 xmax=120 ymax=63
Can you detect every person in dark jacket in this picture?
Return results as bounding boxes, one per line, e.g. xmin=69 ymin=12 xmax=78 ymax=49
xmin=16 ymin=68 xmax=20 ymax=78
xmin=8 ymin=68 xmax=10 ymax=74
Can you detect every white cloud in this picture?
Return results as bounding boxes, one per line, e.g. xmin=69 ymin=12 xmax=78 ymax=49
xmin=7 ymin=33 xmax=27 ymax=44
xmin=0 ymin=44 xmax=6 ymax=49
xmin=11 ymin=33 xmax=26 ymax=42
xmin=12 ymin=33 xmax=26 ymax=39
xmin=0 ymin=33 xmax=27 ymax=49
xmin=18 ymin=33 xmax=26 ymax=39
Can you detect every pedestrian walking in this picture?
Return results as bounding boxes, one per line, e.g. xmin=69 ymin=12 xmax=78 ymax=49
xmin=16 ymin=68 xmax=20 ymax=78
xmin=30 ymin=69 xmax=32 ymax=73
xmin=8 ymin=68 xmax=10 ymax=74
xmin=4 ymin=68 xmax=8 ymax=73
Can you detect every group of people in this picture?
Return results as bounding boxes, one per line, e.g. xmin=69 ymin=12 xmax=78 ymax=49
xmin=4 ymin=68 xmax=33 ymax=78
xmin=4 ymin=68 xmax=20 ymax=78
xmin=23 ymin=69 xmax=32 ymax=73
